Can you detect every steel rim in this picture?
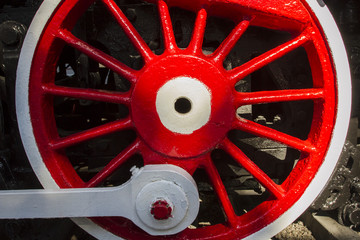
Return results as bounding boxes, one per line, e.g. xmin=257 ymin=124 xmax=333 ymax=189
xmin=16 ymin=0 xmax=350 ymax=239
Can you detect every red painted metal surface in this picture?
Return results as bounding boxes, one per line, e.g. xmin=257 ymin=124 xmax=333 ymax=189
xmin=151 ymin=200 xmax=173 ymax=220
xmin=27 ymin=0 xmax=337 ymax=239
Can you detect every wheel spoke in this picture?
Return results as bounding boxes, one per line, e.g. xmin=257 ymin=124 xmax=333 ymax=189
xmin=158 ymin=0 xmax=177 ymax=52
xmin=236 ymin=88 xmax=324 ymax=106
xmin=233 ymin=117 xmax=316 ymax=153
xmin=187 ymin=8 xmax=207 ymax=54
xmin=42 ymin=84 xmax=131 ymax=105
xmin=228 ymin=31 xmax=310 ymax=84
xmin=221 ymin=138 xmax=285 ymax=199
xmin=203 ymin=155 xmax=238 ymax=227
xmin=85 ymin=139 xmax=141 ymax=187
xmin=211 ymin=18 xmax=251 ymax=64
xmin=57 ymin=29 xmax=138 ymax=83
xmin=50 ymin=118 xmax=132 ymax=150
xmin=101 ymin=0 xmax=154 ymax=63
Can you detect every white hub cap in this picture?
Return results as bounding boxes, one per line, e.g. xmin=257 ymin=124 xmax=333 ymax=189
xmin=155 ymin=77 xmax=212 ymax=134
xmin=136 ymin=180 xmax=188 ymax=230
xmin=130 ymin=165 xmax=200 ymax=236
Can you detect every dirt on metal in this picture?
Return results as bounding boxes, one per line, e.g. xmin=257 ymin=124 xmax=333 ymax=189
xmin=273 ymin=221 xmax=315 ymax=240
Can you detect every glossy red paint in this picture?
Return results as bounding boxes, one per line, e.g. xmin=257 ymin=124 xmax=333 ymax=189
xmin=132 ymin=55 xmax=234 ymax=158
xmin=151 ymin=200 xmax=173 ymax=220
xmin=27 ymin=0 xmax=337 ymax=239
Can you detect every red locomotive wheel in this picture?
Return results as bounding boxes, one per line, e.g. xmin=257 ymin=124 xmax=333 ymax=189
xmin=16 ymin=0 xmax=351 ymax=239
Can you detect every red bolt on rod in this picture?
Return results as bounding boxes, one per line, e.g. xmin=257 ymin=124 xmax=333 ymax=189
xmin=151 ymin=200 xmax=173 ymax=220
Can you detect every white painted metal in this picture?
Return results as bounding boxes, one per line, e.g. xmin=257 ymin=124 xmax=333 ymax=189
xmin=16 ymin=1 xmax=125 ymax=238
xmin=0 ymin=164 xmax=200 ymax=236
xmin=15 ymin=0 xmax=351 ymax=239
xmin=16 ymin=0 xmax=61 ymax=191
xmin=136 ymin=181 xmax=188 ymax=230
xmin=156 ymin=76 xmax=212 ymax=134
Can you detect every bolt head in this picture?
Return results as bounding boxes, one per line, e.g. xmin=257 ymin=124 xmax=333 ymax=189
xmin=150 ymin=200 xmax=172 ymax=220
xmin=125 ymin=8 xmax=137 ymax=22
xmin=0 ymin=26 xmax=20 ymax=46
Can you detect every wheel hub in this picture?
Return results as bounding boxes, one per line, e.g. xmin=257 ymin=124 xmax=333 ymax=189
xmin=155 ymin=76 xmax=211 ymax=135
xmin=131 ymin=55 xmax=234 ymax=158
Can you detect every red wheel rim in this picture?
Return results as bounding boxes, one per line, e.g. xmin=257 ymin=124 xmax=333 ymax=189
xmin=26 ymin=0 xmax=337 ymax=239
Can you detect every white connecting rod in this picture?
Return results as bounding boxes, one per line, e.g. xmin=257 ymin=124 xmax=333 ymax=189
xmin=0 ymin=164 xmax=200 ymax=236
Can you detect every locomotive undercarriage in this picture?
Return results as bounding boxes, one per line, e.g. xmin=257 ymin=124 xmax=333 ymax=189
xmin=0 ymin=0 xmax=357 ymax=239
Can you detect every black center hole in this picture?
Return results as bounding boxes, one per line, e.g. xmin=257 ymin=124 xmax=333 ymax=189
xmin=175 ymin=97 xmax=192 ymax=114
